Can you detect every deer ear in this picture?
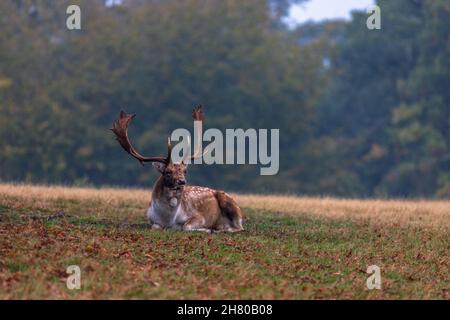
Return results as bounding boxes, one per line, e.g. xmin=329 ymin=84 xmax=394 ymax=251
xmin=152 ymin=162 xmax=166 ymax=174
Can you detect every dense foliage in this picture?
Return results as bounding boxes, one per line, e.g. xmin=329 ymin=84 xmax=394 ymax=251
xmin=0 ymin=0 xmax=448 ymax=197
xmin=307 ymin=0 xmax=450 ymax=197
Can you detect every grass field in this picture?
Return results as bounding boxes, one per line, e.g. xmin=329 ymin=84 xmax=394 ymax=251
xmin=0 ymin=183 xmax=448 ymax=299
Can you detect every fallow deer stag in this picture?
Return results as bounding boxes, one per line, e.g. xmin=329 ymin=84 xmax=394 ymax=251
xmin=111 ymin=106 xmax=243 ymax=233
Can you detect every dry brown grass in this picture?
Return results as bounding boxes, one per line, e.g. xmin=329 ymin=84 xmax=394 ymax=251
xmin=238 ymin=195 xmax=450 ymax=230
xmin=0 ymin=183 xmax=448 ymax=230
xmin=1 ymin=183 xmax=449 ymax=299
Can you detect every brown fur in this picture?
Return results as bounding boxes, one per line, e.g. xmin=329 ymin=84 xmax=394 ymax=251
xmin=149 ymin=162 xmax=244 ymax=232
xmin=112 ymin=105 xmax=243 ymax=233
xmin=214 ymin=190 xmax=243 ymax=230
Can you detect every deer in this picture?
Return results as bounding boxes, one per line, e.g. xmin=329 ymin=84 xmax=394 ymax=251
xmin=111 ymin=105 xmax=244 ymax=233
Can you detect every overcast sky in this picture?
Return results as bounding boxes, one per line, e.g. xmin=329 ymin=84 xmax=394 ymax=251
xmin=285 ymin=0 xmax=375 ymax=26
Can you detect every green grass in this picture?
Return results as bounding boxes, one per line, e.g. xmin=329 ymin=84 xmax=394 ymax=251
xmin=0 ymin=196 xmax=449 ymax=299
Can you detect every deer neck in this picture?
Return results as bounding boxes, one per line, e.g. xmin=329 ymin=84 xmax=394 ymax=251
xmin=152 ymin=176 xmax=183 ymax=210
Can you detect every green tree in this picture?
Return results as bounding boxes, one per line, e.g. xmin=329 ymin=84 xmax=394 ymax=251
xmin=0 ymin=0 xmax=322 ymax=193
xmin=380 ymin=0 xmax=450 ymax=197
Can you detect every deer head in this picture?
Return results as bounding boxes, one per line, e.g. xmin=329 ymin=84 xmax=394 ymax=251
xmin=111 ymin=105 xmax=206 ymax=189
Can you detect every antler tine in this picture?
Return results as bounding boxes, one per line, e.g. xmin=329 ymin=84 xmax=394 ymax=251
xmin=183 ymin=135 xmax=210 ymax=162
xmin=182 ymin=105 xmax=209 ymax=162
xmin=192 ymin=104 xmax=204 ymax=121
xmin=167 ymin=137 xmax=172 ymax=164
xmin=111 ymin=111 xmax=168 ymax=165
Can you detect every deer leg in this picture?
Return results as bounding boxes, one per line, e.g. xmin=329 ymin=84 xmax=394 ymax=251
xmin=213 ymin=225 xmax=243 ymax=233
xmin=183 ymin=218 xmax=212 ymax=233
xmin=185 ymin=227 xmax=212 ymax=233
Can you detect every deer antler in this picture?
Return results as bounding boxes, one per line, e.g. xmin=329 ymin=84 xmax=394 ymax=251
xmin=111 ymin=111 xmax=169 ymax=165
xmin=183 ymin=105 xmax=209 ymax=162
xmin=192 ymin=104 xmax=204 ymax=122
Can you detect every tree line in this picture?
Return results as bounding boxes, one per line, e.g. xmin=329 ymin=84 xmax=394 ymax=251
xmin=0 ymin=0 xmax=448 ymax=198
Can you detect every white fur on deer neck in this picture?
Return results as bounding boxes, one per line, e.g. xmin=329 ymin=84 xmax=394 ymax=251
xmin=148 ymin=193 xmax=184 ymax=228
xmin=169 ymin=197 xmax=178 ymax=207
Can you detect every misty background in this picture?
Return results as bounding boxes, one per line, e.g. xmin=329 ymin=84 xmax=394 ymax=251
xmin=0 ymin=0 xmax=449 ymax=198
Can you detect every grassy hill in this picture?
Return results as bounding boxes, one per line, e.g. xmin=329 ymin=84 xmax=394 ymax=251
xmin=0 ymin=184 xmax=448 ymax=299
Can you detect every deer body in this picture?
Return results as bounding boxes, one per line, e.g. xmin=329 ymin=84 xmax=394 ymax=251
xmin=148 ymin=179 xmax=241 ymax=232
xmin=147 ymin=163 xmax=243 ymax=232
xmin=112 ymin=105 xmax=243 ymax=233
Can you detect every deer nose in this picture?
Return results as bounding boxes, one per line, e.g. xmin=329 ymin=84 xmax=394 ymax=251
xmin=178 ymin=179 xmax=186 ymax=185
